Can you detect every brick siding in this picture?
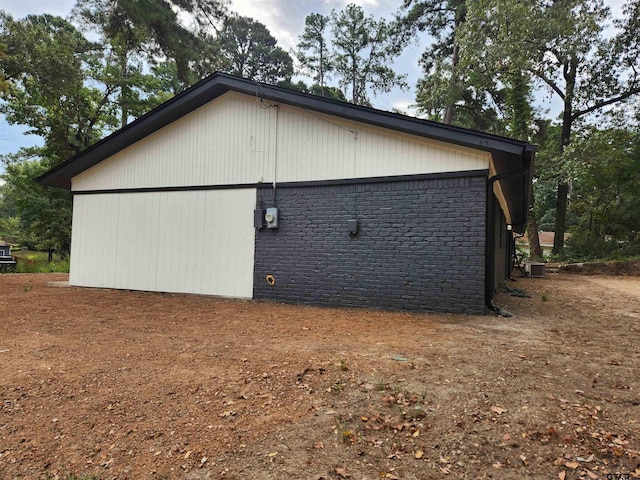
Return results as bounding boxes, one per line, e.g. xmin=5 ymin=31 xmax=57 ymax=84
xmin=254 ymin=175 xmax=487 ymax=314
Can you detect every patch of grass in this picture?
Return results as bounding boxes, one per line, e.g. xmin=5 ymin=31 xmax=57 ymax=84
xmin=331 ymin=378 xmax=345 ymax=393
xmin=12 ymin=250 xmax=50 ymax=262
xmin=337 ymin=358 xmax=349 ymax=371
xmin=16 ymin=258 xmax=70 ymax=274
xmin=541 ymin=292 xmax=549 ymax=301
xmin=335 ymin=415 xmax=358 ymax=444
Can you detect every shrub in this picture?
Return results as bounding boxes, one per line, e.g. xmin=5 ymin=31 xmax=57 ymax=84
xmin=564 ymin=233 xmax=640 ymax=262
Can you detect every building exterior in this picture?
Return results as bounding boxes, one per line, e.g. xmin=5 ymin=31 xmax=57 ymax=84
xmin=38 ymin=73 xmax=535 ymax=314
xmin=0 ymin=241 xmax=16 ymax=272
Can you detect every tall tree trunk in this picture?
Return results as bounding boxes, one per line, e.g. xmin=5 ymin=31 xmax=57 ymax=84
xmin=552 ymin=58 xmax=576 ymax=255
xmin=527 ymin=215 xmax=543 ymax=261
xmin=443 ymin=31 xmax=460 ymax=125
xmin=352 ymin=62 xmax=357 ymax=104
xmin=527 ymin=188 xmax=543 ymax=260
xmin=552 ymin=182 xmax=569 ymax=254
xmin=119 ymin=52 xmax=129 ymax=128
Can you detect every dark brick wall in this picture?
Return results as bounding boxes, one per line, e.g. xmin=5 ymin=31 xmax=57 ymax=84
xmin=253 ymin=175 xmax=487 ymax=314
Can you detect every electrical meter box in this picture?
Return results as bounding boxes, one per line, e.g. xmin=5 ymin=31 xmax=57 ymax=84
xmin=265 ymin=207 xmax=279 ymax=229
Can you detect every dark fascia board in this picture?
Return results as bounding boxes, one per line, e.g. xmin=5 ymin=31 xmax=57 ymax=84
xmin=37 ymin=72 xmax=536 ymax=189
xmin=500 ymin=145 xmax=535 ymax=234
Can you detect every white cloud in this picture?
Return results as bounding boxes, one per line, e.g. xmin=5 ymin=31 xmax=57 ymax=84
xmin=230 ymin=0 xmax=311 ymax=51
xmin=0 ymin=0 xmax=75 ymax=19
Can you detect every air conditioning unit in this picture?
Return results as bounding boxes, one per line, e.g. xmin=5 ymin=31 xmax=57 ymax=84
xmin=525 ymin=262 xmax=545 ymax=278
xmin=265 ymin=207 xmax=279 ymax=229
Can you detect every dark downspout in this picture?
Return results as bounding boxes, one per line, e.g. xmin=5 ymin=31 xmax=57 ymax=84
xmin=485 ymin=148 xmax=532 ymax=313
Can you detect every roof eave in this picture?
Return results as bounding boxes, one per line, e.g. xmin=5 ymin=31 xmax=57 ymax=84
xmin=37 ymin=73 xmax=534 ymax=190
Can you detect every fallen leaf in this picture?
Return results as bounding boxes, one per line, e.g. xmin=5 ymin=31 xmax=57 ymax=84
xmin=184 ymin=450 xmax=192 ymax=459
xmin=586 ymin=470 xmax=598 ymax=479
xmin=565 ymin=461 xmax=579 ymax=469
xmin=314 ymin=441 xmax=324 ymax=449
xmin=491 ymin=406 xmax=506 ymax=415
xmin=415 ymin=449 xmax=424 ymax=459
xmin=412 ymin=430 xmax=420 ymax=437
xmin=440 ymin=467 xmax=451 ymax=475
xmin=267 ymin=452 xmax=278 ymax=457
xmin=577 ymin=454 xmax=594 ymax=462
xmin=520 ymin=454 xmax=528 ymax=465
xmin=385 ymin=474 xmax=400 ymax=480
xmin=335 ymin=466 xmax=350 ymax=478
xmin=558 ymin=471 xmax=566 ymax=480
xmin=492 ymin=462 xmax=503 ymax=468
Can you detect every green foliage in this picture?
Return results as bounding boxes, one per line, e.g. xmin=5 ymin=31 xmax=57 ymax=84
xmin=294 ymin=7 xmax=403 ymax=105
xmin=396 ymin=0 xmax=509 ymax=132
xmin=564 ymin=234 xmax=640 ymax=262
xmin=309 ymin=84 xmax=347 ymax=102
xmin=294 ymin=13 xmax=333 ymax=92
xmin=0 ymin=179 xmax=21 ymax=242
xmin=215 ymin=15 xmax=293 ymax=84
xmin=1 ymin=159 xmax=72 ymax=254
xmin=0 ymin=13 xmax=117 ymax=160
xmin=456 ymin=0 xmax=640 ymax=254
xmin=71 ymin=0 xmax=216 ymax=126
xmin=330 ymin=4 xmax=407 ymax=106
xmin=564 ymin=128 xmax=640 ymax=254
xmin=0 ymin=38 xmax=8 ymax=93
xmin=72 ymin=0 xmax=227 ymax=85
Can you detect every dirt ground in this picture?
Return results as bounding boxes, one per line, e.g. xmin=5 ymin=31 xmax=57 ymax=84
xmin=0 ymin=273 xmax=638 ymax=480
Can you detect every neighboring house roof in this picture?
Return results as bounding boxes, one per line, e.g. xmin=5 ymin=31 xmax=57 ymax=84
xmin=37 ymin=72 xmax=535 ymax=231
xmin=516 ymin=231 xmax=570 ymax=248
xmin=538 ymin=231 xmax=556 ymax=248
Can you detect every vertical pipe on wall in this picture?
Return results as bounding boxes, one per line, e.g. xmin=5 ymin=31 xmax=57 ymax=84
xmin=273 ymin=105 xmax=279 ymax=199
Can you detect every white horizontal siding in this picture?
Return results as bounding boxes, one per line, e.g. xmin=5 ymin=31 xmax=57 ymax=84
xmin=72 ymin=92 xmax=489 ymax=192
xmin=70 ymin=189 xmax=256 ymax=298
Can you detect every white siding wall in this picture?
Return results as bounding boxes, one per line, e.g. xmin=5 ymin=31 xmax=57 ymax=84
xmin=72 ymin=92 xmax=489 ymax=191
xmin=70 ymin=189 xmax=256 ymax=297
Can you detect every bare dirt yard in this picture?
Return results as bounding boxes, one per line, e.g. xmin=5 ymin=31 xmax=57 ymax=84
xmin=0 ymin=273 xmax=639 ymax=480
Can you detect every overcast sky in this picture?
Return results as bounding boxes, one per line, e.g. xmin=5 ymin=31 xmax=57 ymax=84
xmin=0 ymin=0 xmax=627 ymax=161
